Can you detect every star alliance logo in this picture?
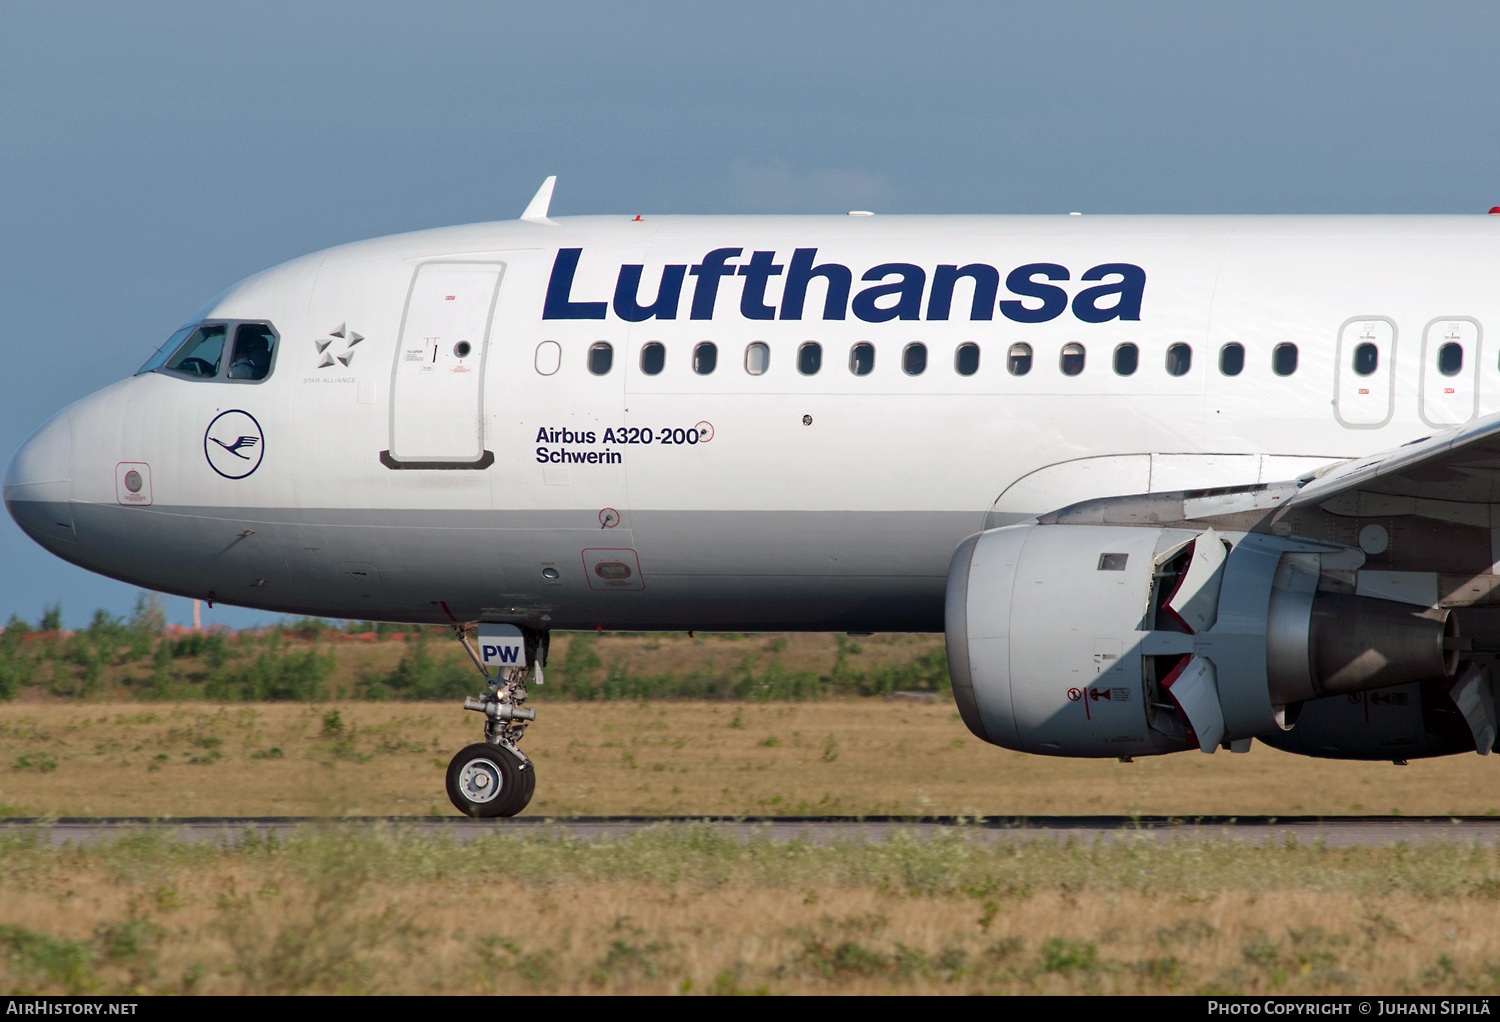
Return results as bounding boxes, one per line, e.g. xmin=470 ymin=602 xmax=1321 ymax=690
xmin=314 ymin=322 xmax=364 ymax=368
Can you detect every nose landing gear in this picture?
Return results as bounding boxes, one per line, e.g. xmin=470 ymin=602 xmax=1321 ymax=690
xmin=445 ymin=624 xmax=546 ymax=817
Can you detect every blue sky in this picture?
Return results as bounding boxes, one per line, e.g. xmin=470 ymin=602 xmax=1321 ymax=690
xmin=3 ymin=1 xmax=1499 ymax=629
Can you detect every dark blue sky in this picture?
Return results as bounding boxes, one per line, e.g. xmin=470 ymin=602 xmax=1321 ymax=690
xmin=4 ymin=1 xmax=1499 ymax=629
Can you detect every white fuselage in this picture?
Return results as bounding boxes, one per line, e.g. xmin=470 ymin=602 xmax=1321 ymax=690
xmin=7 ymin=213 xmax=1500 ymax=630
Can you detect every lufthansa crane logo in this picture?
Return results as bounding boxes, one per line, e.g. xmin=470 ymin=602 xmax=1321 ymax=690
xmin=204 ymin=410 xmax=265 ymax=480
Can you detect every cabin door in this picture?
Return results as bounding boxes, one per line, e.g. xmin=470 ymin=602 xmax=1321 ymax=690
xmin=388 ymin=262 xmax=504 ymax=465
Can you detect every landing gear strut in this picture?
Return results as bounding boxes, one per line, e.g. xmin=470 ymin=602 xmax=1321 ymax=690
xmin=445 ymin=625 xmax=546 ymax=817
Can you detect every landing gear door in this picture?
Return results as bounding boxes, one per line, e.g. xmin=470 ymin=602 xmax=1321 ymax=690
xmin=389 ymin=262 xmax=504 ymax=464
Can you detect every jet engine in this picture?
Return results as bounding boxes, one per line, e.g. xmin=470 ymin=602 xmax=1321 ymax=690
xmin=944 ymin=523 xmax=1472 ymax=759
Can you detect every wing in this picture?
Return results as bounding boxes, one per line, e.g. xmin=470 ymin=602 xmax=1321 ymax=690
xmin=1286 ymin=410 xmax=1500 ymax=511
xmin=1042 ymin=412 xmax=1500 ymax=542
xmin=1040 ymin=411 xmax=1500 ymax=613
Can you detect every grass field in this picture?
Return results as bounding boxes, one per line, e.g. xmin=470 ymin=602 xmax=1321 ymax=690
xmin=2 ymin=699 xmax=1499 ymax=818
xmin=3 ymin=826 xmax=1500 ymax=995
xmin=6 ymin=623 xmax=1500 ymax=996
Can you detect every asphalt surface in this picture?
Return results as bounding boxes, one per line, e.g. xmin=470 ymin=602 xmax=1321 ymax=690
xmin=2 ymin=814 xmax=1498 ymax=847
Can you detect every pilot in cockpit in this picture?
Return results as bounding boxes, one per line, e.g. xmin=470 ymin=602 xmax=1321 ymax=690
xmin=228 ymin=329 xmax=272 ymax=380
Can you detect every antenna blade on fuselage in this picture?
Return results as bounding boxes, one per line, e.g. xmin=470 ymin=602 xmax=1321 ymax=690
xmin=520 ymin=176 xmax=557 ymax=223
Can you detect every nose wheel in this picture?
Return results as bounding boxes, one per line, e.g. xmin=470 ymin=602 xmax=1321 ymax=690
xmin=446 ymin=743 xmax=533 ymax=817
xmin=445 ymin=623 xmax=546 ymax=818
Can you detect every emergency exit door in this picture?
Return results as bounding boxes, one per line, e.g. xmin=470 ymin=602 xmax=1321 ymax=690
xmin=1334 ymin=318 xmax=1395 ymax=428
xmin=1420 ymin=318 xmax=1480 ymax=428
xmin=388 ymin=262 xmax=503 ymax=465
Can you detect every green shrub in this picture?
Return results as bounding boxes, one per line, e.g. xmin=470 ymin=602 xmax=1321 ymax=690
xmin=369 ymin=634 xmax=475 ymax=701
xmin=0 ymin=924 xmax=92 ymax=992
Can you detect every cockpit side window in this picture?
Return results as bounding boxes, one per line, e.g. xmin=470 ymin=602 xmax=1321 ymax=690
xmin=228 ymin=324 xmax=277 ymax=381
xmin=163 ymin=324 xmax=228 ymax=378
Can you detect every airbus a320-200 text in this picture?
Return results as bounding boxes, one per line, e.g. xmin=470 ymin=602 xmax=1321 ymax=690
xmin=534 ymin=424 xmax=705 ymax=465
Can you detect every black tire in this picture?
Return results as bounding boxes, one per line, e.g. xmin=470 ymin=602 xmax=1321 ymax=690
xmin=446 ymin=743 xmax=523 ymax=817
xmin=515 ymin=759 xmax=537 ymax=814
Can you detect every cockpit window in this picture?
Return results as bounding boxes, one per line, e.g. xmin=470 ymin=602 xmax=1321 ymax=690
xmin=136 ymin=326 xmax=194 ymax=375
xmin=138 ymin=321 xmax=279 ymax=382
xmin=228 ymin=324 xmax=276 ymax=380
xmin=164 ymin=324 xmax=228 ymax=377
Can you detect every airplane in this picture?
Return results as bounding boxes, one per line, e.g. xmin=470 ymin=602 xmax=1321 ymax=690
xmin=9 ymin=175 xmax=1500 ymax=817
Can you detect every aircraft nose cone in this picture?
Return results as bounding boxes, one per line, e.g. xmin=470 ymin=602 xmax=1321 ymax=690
xmin=4 ymin=410 xmax=77 ymax=552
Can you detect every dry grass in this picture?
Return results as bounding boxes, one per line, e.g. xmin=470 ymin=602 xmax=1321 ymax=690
xmin=2 ymin=826 xmax=1500 ymax=995
xmin=2 ymin=700 xmax=1500 ymax=818
xmin=9 ymin=631 xmax=1498 ymax=997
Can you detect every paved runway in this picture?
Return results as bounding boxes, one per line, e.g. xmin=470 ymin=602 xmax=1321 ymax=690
xmin=2 ymin=814 xmax=1498 ymax=847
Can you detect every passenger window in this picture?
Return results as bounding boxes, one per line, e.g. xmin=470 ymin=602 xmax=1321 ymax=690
xmin=1060 ymin=343 xmax=1085 ymax=376
xmin=1439 ymin=342 xmax=1463 ymax=377
xmin=1165 ymin=343 xmax=1191 ymax=377
xmin=1353 ymin=342 xmax=1378 ymax=376
xmin=693 ymin=342 xmax=718 ymax=375
xmin=798 ymin=342 xmax=822 ymax=375
xmin=849 ymin=342 xmax=875 ymax=376
xmin=1273 ymin=343 xmax=1298 ymax=376
xmin=227 ymin=324 xmax=276 ymax=381
xmin=535 ymin=340 xmax=562 ymax=375
xmin=1007 ymin=343 xmax=1032 ymax=376
xmin=164 ymin=324 xmax=228 ymax=378
xmin=1113 ymin=343 xmax=1138 ymax=376
xmin=903 ymin=343 xmax=927 ymax=376
xmin=745 ymin=343 xmax=769 ymax=376
xmin=588 ymin=342 xmax=614 ymax=375
xmin=955 ymin=343 xmax=980 ymax=376
xmin=1219 ymin=343 xmax=1245 ymax=376
xmin=640 ymin=342 xmax=665 ymax=375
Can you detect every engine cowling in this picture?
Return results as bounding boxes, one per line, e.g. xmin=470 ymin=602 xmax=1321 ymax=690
xmin=944 ymin=523 xmax=1466 ymax=759
xmin=1257 ymin=681 xmax=1484 ymax=761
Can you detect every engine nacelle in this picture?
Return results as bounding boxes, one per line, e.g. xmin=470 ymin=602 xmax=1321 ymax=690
xmin=944 ymin=523 xmax=1467 ymax=759
xmin=1258 ymin=682 xmax=1485 ymax=761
